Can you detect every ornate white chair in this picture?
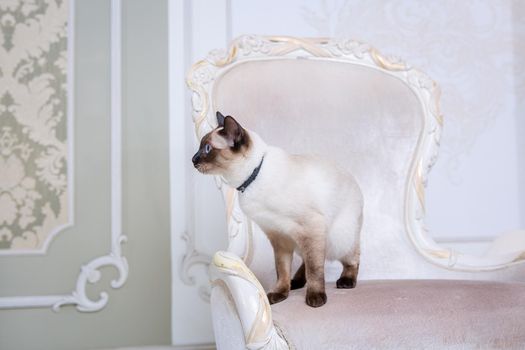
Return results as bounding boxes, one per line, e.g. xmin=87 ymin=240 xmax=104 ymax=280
xmin=187 ymin=36 xmax=525 ymax=350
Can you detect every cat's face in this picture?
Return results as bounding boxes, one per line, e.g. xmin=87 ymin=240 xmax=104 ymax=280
xmin=192 ymin=112 xmax=251 ymax=175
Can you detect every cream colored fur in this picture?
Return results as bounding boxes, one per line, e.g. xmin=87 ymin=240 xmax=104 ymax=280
xmin=222 ymin=130 xmax=364 ymax=268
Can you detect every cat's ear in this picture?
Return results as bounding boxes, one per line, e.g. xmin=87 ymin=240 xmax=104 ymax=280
xmin=216 ymin=111 xmax=225 ymax=127
xmin=221 ymin=115 xmax=246 ymax=148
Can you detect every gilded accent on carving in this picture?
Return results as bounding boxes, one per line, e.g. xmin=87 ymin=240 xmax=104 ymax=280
xmin=369 ymin=48 xmax=408 ymax=71
xmin=427 ymin=249 xmax=451 ymax=259
xmin=225 ymin=187 xmax=236 ymax=224
xmin=415 ymin=162 xmax=426 ymax=211
xmin=186 ymin=60 xmax=211 ymax=138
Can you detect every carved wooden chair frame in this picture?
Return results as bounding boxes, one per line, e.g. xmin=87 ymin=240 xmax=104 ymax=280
xmin=186 ymin=35 xmax=525 ymax=348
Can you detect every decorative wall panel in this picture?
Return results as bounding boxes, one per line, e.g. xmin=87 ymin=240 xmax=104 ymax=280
xmin=0 ymin=0 xmax=72 ymax=254
xmin=0 ymin=0 xmax=128 ymax=312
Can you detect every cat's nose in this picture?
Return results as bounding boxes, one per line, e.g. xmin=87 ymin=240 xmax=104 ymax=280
xmin=192 ymin=152 xmax=200 ymax=165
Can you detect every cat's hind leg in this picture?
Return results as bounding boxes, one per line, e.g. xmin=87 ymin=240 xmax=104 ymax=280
xmin=330 ymin=204 xmax=362 ymax=289
xmin=336 ymin=252 xmax=359 ymax=289
xmin=290 ymin=262 xmax=306 ymax=290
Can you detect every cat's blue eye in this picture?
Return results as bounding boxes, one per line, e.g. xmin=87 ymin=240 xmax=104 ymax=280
xmin=204 ymin=144 xmax=212 ymax=154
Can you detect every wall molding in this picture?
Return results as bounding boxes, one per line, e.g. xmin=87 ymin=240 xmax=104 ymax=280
xmin=171 ymin=0 xmax=232 ymax=308
xmin=0 ymin=0 xmax=129 ymax=312
xmin=170 ymin=0 xmax=232 ymax=344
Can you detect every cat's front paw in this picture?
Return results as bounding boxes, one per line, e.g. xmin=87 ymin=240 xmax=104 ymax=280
xmin=305 ymin=290 xmax=327 ymax=308
xmin=267 ymin=292 xmax=288 ymax=305
xmin=336 ymin=276 xmax=357 ymax=289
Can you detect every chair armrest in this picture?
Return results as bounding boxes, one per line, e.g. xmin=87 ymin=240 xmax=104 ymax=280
xmin=209 ymin=251 xmax=289 ymax=350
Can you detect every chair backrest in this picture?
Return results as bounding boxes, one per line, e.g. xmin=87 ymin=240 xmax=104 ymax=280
xmin=187 ymin=36 xmax=525 ymax=289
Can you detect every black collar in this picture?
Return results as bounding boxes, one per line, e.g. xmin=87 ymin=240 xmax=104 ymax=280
xmin=236 ymin=156 xmax=265 ymax=193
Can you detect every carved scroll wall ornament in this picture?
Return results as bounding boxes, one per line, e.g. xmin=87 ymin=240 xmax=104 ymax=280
xmin=0 ymin=0 xmax=129 ymax=312
xmin=180 ymin=230 xmax=212 ymax=302
xmin=186 ymin=35 xmax=525 ymax=274
xmin=0 ymin=0 xmax=72 ymax=254
xmin=179 ymin=176 xmax=252 ymax=303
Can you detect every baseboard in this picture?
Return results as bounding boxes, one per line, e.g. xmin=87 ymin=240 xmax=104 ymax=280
xmin=172 ymin=343 xmax=216 ymax=350
xmin=106 ymin=345 xmax=216 ymax=350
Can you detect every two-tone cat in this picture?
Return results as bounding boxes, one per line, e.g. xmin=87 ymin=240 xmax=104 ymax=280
xmin=192 ymin=112 xmax=363 ymax=307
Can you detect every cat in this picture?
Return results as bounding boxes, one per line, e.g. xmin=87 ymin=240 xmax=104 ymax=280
xmin=192 ymin=111 xmax=364 ymax=308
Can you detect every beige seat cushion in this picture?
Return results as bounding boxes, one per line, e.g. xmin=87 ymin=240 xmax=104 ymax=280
xmin=272 ymin=280 xmax=525 ymax=350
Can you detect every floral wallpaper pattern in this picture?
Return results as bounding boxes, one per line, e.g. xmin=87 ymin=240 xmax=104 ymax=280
xmin=0 ymin=0 xmax=70 ymax=252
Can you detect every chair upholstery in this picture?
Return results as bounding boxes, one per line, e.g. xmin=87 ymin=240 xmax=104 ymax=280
xmin=187 ymin=36 xmax=525 ymax=350
xmin=272 ymin=280 xmax=525 ymax=350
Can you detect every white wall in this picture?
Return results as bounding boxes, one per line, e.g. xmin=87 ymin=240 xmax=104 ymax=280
xmin=170 ymin=0 xmax=524 ymax=346
xmin=170 ymin=0 xmax=230 ymax=347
